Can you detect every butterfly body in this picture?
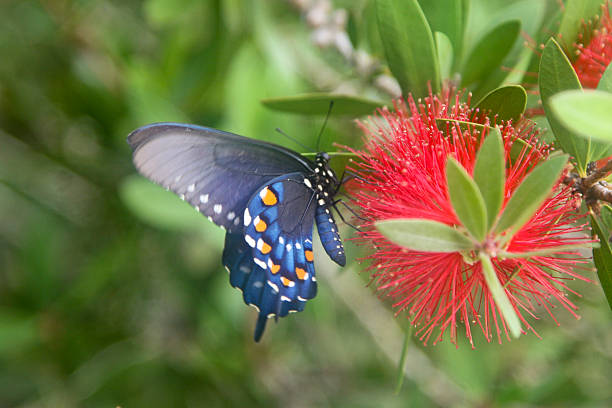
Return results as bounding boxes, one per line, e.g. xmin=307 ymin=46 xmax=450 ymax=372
xmin=128 ymin=123 xmax=345 ymax=341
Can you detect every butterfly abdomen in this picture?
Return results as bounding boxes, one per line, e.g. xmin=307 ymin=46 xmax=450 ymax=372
xmin=315 ymin=205 xmax=346 ymax=266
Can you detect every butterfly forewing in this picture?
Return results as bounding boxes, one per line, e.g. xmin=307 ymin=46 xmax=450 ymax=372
xmin=128 ymin=123 xmax=311 ymax=233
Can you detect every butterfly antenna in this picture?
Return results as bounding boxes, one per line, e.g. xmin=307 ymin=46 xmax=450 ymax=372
xmin=316 ymin=101 xmax=334 ymax=151
xmin=275 ymin=128 xmax=314 ymax=152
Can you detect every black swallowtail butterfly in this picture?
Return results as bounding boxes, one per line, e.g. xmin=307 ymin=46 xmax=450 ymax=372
xmin=128 ymin=123 xmax=346 ymax=341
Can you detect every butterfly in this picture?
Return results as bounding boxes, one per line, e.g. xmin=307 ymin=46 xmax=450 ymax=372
xmin=127 ymin=122 xmax=346 ymax=341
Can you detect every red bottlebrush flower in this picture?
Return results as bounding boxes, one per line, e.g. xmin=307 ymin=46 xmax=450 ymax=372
xmin=346 ymin=90 xmax=592 ymax=347
xmin=573 ymin=2 xmax=612 ymax=88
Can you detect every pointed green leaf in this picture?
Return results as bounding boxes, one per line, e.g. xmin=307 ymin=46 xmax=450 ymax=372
xmin=499 ymin=243 xmax=597 ymax=259
xmin=261 ymin=93 xmax=385 ymax=116
xmin=590 ymin=213 xmax=612 ymax=311
xmin=420 ymin=0 xmax=466 ymax=71
xmin=446 ymin=158 xmax=487 ymax=241
xmin=558 ymin=0 xmax=604 ymax=53
xmin=591 ymin=63 xmax=612 ymax=160
xmin=474 ymin=85 xmax=527 ymax=123
xmin=539 ymin=38 xmax=589 ymax=175
xmin=495 ymin=154 xmax=568 ymax=238
xmin=597 ymin=62 xmax=612 ymax=92
xmin=473 ymin=128 xmax=505 ymax=231
xmin=376 ymin=0 xmax=440 ymax=98
xmin=461 ymin=20 xmax=521 ymax=87
xmin=376 ymin=219 xmax=474 ymax=252
xmin=479 ymin=254 xmax=522 ymax=338
xmin=435 ymin=31 xmax=453 ymax=81
xmin=549 ymin=90 xmax=612 ymax=144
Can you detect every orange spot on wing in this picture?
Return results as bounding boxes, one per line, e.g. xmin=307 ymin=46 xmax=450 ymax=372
xmin=281 ymin=276 xmax=294 ymax=287
xmin=270 ymin=262 xmax=280 ymax=274
xmin=261 ymin=187 xmax=278 ymax=206
xmin=295 ymin=267 xmax=308 ymax=280
xmin=260 ymin=241 xmax=272 ymax=254
xmin=305 ymin=250 xmax=314 ymax=262
xmin=255 ymin=217 xmax=267 ymax=232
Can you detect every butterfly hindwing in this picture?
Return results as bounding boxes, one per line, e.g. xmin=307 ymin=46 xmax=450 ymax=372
xmin=221 ymin=173 xmax=318 ymax=340
xmin=128 ymin=123 xmax=312 ymax=232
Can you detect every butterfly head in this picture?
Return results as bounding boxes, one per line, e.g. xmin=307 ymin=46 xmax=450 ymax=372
xmin=309 ymin=152 xmax=340 ymax=201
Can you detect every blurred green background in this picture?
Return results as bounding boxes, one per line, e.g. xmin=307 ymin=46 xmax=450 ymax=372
xmin=0 ymin=0 xmax=611 ymax=406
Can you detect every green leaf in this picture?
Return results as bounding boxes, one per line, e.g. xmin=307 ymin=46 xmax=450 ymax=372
xmin=420 ymin=0 xmax=466 ymax=71
xmin=597 ymin=62 xmax=612 ymax=92
xmin=394 ymin=323 xmax=413 ymax=395
xmin=495 ymin=154 xmax=568 ymax=238
xmin=261 ymin=93 xmax=385 ymax=116
xmin=376 ymin=0 xmax=440 ymax=98
xmin=435 ymin=31 xmax=453 ymax=81
xmin=461 ymin=20 xmax=521 ymax=87
xmin=376 ymin=219 xmax=474 ymax=252
xmin=590 ymin=213 xmax=612 ymax=311
xmin=473 ymin=128 xmax=505 ymax=231
xmin=498 ymin=243 xmax=597 ymax=259
xmin=446 ymin=158 xmax=487 ymax=241
xmin=479 ymin=254 xmax=522 ymax=338
xmin=549 ymin=90 xmax=612 ymax=144
xmin=539 ymin=38 xmax=589 ymax=175
xmin=558 ymin=0 xmax=603 ymax=53
xmin=474 ymin=85 xmax=527 ymax=123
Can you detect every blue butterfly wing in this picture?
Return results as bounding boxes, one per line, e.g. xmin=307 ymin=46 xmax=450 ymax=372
xmin=128 ymin=122 xmax=313 ymax=233
xmin=223 ymin=173 xmax=318 ymax=341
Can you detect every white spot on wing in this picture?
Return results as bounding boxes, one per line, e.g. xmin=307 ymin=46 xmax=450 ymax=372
xmin=259 ymin=187 xmax=269 ymax=200
xmin=200 ymin=194 xmax=209 ymax=203
xmin=227 ymin=212 xmax=235 ymax=220
xmin=304 ymin=179 xmax=312 ymax=188
xmin=267 ymin=281 xmax=279 ymax=292
xmin=253 ymin=281 xmax=263 ymax=288
xmin=244 ymin=208 xmax=252 ymax=226
xmin=256 ymin=238 xmax=265 ymax=251
xmin=187 ymin=183 xmax=195 ymax=192
xmin=213 ymin=204 xmax=222 ymax=214
xmin=245 ymin=235 xmax=256 ymax=248
xmin=281 ymin=296 xmax=291 ymax=302
xmin=295 ymin=243 xmax=301 ymax=249
xmin=286 ymin=243 xmax=292 ymax=251
xmin=279 ymin=236 xmax=285 ymax=244
xmin=297 ymin=296 xmax=307 ymax=301
xmin=239 ymin=265 xmax=251 ymax=274
xmin=318 ymin=199 xmax=325 ymax=205
xmin=254 ymin=258 xmax=267 ymax=270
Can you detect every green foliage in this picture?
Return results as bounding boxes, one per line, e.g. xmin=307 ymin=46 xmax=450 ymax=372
xmin=590 ymin=210 xmax=612 ymax=311
xmin=479 ymin=254 xmax=522 ymax=338
xmin=261 ymin=93 xmax=386 ymax=116
xmin=539 ymin=38 xmax=589 ymax=175
xmin=473 ymin=128 xmax=505 ymax=230
xmin=461 ymin=20 xmax=521 ymax=88
xmin=376 ymin=219 xmax=474 ymax=252
xmin=474 ymin=85 xmax=527 ymax=123
xmin=376 ymin=0 xmax=440 ymax=98
xmin=549 ymin=90 xmax=612 ymax=144
xmin=495 ymin=154 xmax=569 ymax=239
xmin=446 ymin=158 xmax=488 ymax=241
